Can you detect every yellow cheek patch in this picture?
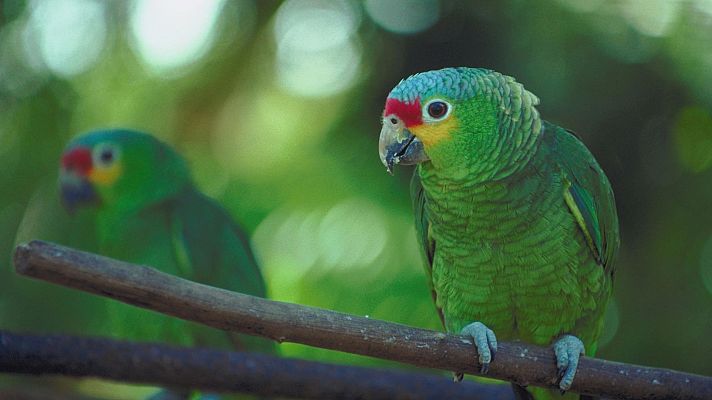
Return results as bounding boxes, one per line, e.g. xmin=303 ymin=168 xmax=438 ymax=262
xmin=410 ymin=115 xmax=459 ymax=149
xmin=88 ymin=162 xmax=123 ymax=186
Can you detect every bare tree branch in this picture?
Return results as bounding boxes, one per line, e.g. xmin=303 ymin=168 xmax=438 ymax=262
xmin=0 ymin=388 xmax=103 ymax=400
xmin=12 ymin=240 xmax=712 ymax=400
xmin=0 ymin=330 xmax=512 ymax=400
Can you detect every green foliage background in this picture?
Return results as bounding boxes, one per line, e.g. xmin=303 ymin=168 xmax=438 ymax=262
xmin=1 ymin=0 xmax=711 ymax=397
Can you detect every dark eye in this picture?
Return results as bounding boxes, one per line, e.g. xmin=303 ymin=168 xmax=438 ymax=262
xmin=100 ymin=149 xmax=114 ymax=164
xmin=93 ymin=142 xmax=120 ymax=167
xmin=427 ymin=101 xmax=448 ymax=119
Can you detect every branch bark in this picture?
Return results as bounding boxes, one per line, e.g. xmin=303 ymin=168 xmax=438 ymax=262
xmin=0 ymin=389 xmax=102 ymax=400
xmin=12 ymin=240 xmax=712 ymax=400
xmin=0 ymin=330 xmax=512 ymax=400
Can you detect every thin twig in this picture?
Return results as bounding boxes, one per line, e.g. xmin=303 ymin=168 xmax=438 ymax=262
xmin=0 ymin=330 xmax=512 ymax=400
xmin=12 ymin=240 xmax=712 ymax=400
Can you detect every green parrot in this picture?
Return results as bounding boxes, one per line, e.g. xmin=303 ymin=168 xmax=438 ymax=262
xmin=379 ymin=68 xmax=619 ymax=400
xmin=59 ymin=129 xmax=274 ymax=398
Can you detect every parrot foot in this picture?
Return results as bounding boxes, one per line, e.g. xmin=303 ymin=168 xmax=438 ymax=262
xmin=460 ymin=321 xmax=498 ymax=375
xmin=553 ymin=334 xmax=585 ymax=392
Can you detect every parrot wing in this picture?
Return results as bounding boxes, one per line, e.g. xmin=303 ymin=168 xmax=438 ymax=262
xmin=170 ymin=188 xmax=266 ymax=296
xmin=545 ymin=122 xmax=620 ymax=278
xmin=410 ymin=170 xmax=446 ymax=328
xmin=169 ymin=188 xmax=274 ymax=353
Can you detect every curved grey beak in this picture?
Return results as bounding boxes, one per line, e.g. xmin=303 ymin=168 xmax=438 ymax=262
xmin=378 ymin=118 xmax=430 ymax=174
xmin=59 ymin=170 xmax=97 ymax=214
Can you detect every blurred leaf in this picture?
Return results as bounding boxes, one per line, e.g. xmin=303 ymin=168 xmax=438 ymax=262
xmin=674 ymin=106 xmax=712 ymax=173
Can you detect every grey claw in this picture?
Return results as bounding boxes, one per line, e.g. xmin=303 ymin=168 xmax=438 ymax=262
xmin=553 ymin=334 xmax=585 ymax=391
xmin=558 ymin=365 xmax=566 ymax=379
xmin=461 ymin=321 xmax=498 ymax=376
xmin=486 ymin=327 xmax=498 ymax=359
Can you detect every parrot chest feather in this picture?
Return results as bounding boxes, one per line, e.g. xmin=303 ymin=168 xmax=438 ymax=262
xmin=419 ymin=152 xmax=609 ymax=346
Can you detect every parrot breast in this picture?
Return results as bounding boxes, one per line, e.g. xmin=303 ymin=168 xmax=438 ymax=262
xmin=419 ymin=143 xmax=610 ymax=348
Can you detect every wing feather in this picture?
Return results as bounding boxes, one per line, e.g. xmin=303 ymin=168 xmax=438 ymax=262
xmin=546 ymin=124 xmax=620 ymax=277
xmin=410 ymin=170 xmax=446 ymax=327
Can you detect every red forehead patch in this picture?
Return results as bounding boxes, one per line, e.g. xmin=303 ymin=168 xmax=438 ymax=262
xmin=62 ymin=147 xmax=92 ymax=175
xmin=384 ymin=97 xmax=422 ymax=128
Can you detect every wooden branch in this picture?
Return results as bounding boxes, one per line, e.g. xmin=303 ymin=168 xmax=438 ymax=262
xmin=0 ymin=330 xmax=512 ymax=400
xmin=0 ymin=388 xmax=103 ymax=400
xmin=12 ymin=240 xmax=712 ymax=400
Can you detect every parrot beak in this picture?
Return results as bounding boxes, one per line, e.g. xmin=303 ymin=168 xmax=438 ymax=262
xmin=379 ymin=118 xmax=429 ymax=174
xmin=59 ymin=147 xmax=98 ymax=213
xmin=60 ymin=173 xmax=98 ymax=214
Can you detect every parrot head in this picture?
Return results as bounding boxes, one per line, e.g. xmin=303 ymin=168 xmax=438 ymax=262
xmin=59 ymin=129 xmax=189 ymax=214
xmin=379 ymin=67 xmax=542 ymax=179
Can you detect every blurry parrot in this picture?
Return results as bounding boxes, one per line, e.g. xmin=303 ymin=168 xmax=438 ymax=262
xmin=379 ymin=68 xmax=619 ymax=400
xmin=59 ymin=129 xmax=274 ymax=399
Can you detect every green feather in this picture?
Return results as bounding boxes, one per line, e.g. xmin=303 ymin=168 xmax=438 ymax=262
xmin=62 ymin=130 xmax=274 ymax=355
xmin=387 ymin=69 xmax=619 ymax=400
xmin=550 ymin=126 xmax=619 ymax=276
xmin=564 ymin=182 xmax=602 ymax=263
xmin=410 ymin=171 xmax=444 ymax=327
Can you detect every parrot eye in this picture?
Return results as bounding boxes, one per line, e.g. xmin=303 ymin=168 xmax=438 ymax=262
xmin=92 ymin=142 xmax=121 ymax=168
xmin=423 ymin=99 xmax=451 ymax=122
xmin=101 ymin=149 xmax=113 ymax=163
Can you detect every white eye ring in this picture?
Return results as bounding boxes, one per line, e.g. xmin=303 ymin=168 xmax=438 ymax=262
xmin=92 ymin=142 xmax=121 ymax=168
xmin=422 ymin=99 xmax=452 ymax=122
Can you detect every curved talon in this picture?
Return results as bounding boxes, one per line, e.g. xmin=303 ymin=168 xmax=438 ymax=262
xmin=486 ymin=328 xmax=498 ymax=359
xmin=461 ymin=321 xmax=498 ymax=375
xmin=553 ymin=334 xmax=585 ymax=392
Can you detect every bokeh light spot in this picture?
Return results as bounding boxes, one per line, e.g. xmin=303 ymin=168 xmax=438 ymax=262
xmin=252 ymin=199 xmax=389 ymax=301
xmin=129 ymin=0 xmax=226 ymax=75
xmin=674 ymin=106 xmax=712 ymax=173
xmin=317 ymin=198 xmax=388 ymax=269
xmin=24 ymin=0 xmax=107 ymax=78
xmin=252 ymin=207 xmax=324 ymax=301
xmin=0 ymin=20 xmax=46 ymax=98
xmin=254 ymin=199 xmax=388 ymax=274
xmin=588 ymin=14 xmax=658 ymax=63
xmin=254 ymin=208 xmax=322 ymax=273
xmin=214 ymin=88 xmax=334 ymax=178
xmin=694 ymin=0 xmax=712 ymax=16
xmin=620 ymin=0 xmax=679 ymax=37
xmin=364 ymin=0 xmax=440 ymax=35
xmin=273 ymin=0 xmax=362 ymax=98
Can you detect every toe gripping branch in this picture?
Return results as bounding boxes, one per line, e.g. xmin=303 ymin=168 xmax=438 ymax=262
xmin=460 ymin=322 xmax=499 ymax=375
xmin=553 ymin=335 xmax=586 ymax=393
